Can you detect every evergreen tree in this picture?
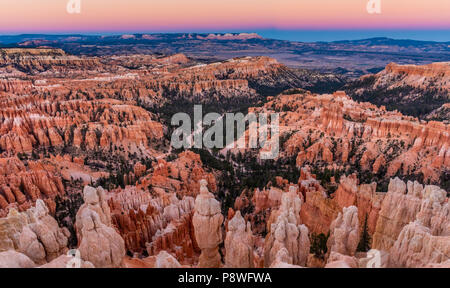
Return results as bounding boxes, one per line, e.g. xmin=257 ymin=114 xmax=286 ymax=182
xmin=357 ymin=214 xmax=371 ymax=252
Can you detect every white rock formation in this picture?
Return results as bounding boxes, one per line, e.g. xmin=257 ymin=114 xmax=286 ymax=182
xmin=18 ymin=200 xmax=69 ymax=264
xmin=264 ymin=186 xmax=310 ymax=267
xmin=325 ymin=252 xmax=358 ymax=268
xmin=389 ymin=221 xmax=449 ymax=268
xmin=39 ymin=253 xmax=95 ymax=268
xmin=192 ymin=179 xmax=223 ymax=268
xmin=327 ymin=205 xmax=359 ymax=257
xmin=76 ymin=186 xmax=112 ymax=240
xmin=154 ymin=250 xmax=182 ymax=268
xmin=224 ymin=211 xmax=254 ymax=268
xmin=77 ymin=209 xmax=125 ymax=268
xmin=0 ymin=250 xmax=36 ymax=268
xmin=358 ymin=249 xmax=390 ymax=268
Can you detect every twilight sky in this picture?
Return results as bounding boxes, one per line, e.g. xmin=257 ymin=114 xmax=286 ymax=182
xmin=0 ymin=0 xmax=449 ymax=33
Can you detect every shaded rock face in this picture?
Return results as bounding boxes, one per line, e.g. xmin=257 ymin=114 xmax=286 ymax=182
xmin=75 ymin=186 xmax=112 ymax=241
xmin=108 ymin=186 xmax=197 ymax=262
xmin=372 ymin=178 xmax=448 ymax=252
xmin=298 ymin=167 xmax=340 ymax=235
xmin=77 ymin=209 xmax=125 ymax=268
xmin=346 ymin=62 xmax=450 ymax=118
xmin=264 ymin=186 xmax=310 ymax=267
xmin=224 ymin=211 xmax=254 ymax=268
xmin=334 ymin=174 xmax=383 ymax=235
xmin=17 ymin=199 xmax=69 ymax=264
xmin=39 ymin=254 xmax=94 ymax=268
xmin=193 ymin=180 xmax=223 ymax=268
xmin=327 ymin=206 xmax=360 ymax=257
xmin=389 ymin=221 xmax=449 ymax=268
xmin=0 ymin=250 xmax=36 ymax=268
xmin=74 ymin=185 xmax=125 ymax=268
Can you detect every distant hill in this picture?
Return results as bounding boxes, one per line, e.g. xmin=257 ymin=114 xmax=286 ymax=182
xmin=1 ymin=34 xmax=450 ymax=77
xmin=345 ymin=62 xmax=450 ymax=119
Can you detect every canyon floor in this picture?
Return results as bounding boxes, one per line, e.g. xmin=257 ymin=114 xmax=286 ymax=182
xmin=0 ymin=41 xmax=448 ymax=268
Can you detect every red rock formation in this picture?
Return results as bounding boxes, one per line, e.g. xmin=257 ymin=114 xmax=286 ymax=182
xmin=240 ymin=90 xmax=449 ymax=184
xmin=333 ymin=174 xmax=383 ymax=234
xmin=0 ymin=157 xmax=64 ymax=217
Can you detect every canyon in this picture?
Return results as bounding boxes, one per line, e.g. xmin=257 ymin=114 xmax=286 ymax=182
xmin=0 ymin=47 xmax=448 ymax=268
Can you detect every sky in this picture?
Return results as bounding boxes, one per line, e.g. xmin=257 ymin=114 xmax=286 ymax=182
xmin=0 ymin=0 xmax=449 ymax=41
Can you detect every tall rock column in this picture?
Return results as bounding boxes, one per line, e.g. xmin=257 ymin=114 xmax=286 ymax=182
xmin=77 ymin=209 xmax=126 ymax=268
xmin=224 ymin=211 xmax=254 ymax=268
xmin=75 ymin=186 xmax=112 ymax=241
xmin=193 ymin=179 xmax=223 ymax=268
xmin=264 ymin=186 xmax=310 ymax=267
xmin=75 ymin=186 xmax=125 ymax=268
xmin=327 ymin=205 xmax=360 ymax=257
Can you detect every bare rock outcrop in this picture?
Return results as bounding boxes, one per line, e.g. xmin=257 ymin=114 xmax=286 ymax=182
xmin=325 ymin=252 xmax=358 ymax=268
xmin=0 ymin=250 xmax=36 ymax=268
xmin=224 ymin=211 xmax=254 ymax=268
xmin=154 ymin=250 xmax=182 ymax=268
xmin=77 ymin=209 xmax=125 ymax=268
xmin=372 ymin=178 xmax=448 ymax=251
xmin=389 ymin=221 xmax=449 ymax=268
xmin=327 ymin=206 xmax=360 ymax=257
xmin=39 ymin=252 xmax=95 ymax=268
xmin=192 ymin=179 xmax=223 ymax=268
xmin=76 ymin=185 xmax=112 ymax=240
xmin=358 ymin=249 xmax=390 ymax=268
xmin=264 ymin=186 xmax=310 ymax=267
xmin=0 ymin=208 xmax=29 ymax=252
xmin=334 ymin=174 xmax=383 ymax=234
xmin=18 ymin=200 xmax=69 ymax=264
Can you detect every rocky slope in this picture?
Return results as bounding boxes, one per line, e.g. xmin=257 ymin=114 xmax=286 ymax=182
xmin=225 ymin=90 xmax=449 ymax=188
xmin=345 ymin=62 xmax=450 ymax=119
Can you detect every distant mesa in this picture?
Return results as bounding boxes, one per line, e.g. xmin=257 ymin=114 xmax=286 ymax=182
xmin=197 ymin=33 xmax=263 ymax=40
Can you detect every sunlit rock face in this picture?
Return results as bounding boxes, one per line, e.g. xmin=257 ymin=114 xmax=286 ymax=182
xmin=193 ymin=180 xmax=223 ymax=268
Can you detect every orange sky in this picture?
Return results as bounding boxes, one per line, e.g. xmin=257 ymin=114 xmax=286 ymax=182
xmin=0 ymin=0 xmax=449 ymax=33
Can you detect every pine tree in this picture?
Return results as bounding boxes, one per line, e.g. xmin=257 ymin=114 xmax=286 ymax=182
xmin=357 ymin=214 xmax=371 ymax=252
